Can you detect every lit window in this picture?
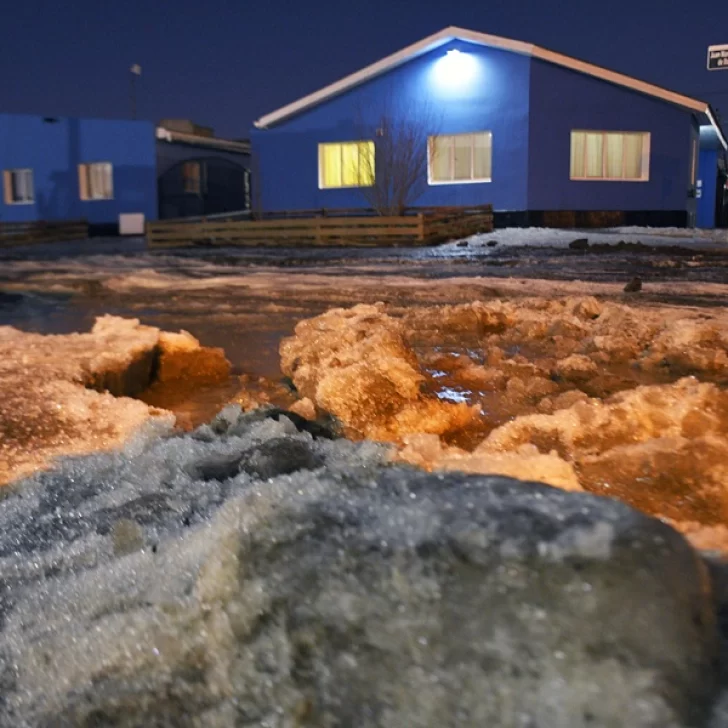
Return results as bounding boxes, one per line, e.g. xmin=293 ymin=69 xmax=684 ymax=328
xmin=78 ymin=162 xmax=114 ymax=200
xmin=183 ymin=162 xmax=202 ymax=194
xmin=318 ymin=141 xmax=374 ymax=188
xmin=570 ymin=131 xmax=650 ymax=181
xmin=428 ymin=132 xmax=492 ymax=184
xmin=3 ymin=169 xmax=34 ymax=204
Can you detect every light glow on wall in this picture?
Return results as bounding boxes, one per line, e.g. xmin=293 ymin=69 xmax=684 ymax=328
xmin=430 ymin=49 xmax=481 ymax=92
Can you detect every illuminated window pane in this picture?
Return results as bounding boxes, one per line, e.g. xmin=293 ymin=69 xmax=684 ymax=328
xmin=623 ymin=134 xmax=644 ymax=179
xmin=453 ymin=135 xmax=472 ymax=180
xmin=570 ymin=131 xmax=649 ymax=181
xmin=358 ymin=142 xmax=375 ymax=185
xmin=604 ymin=134 xmax=624 ymax=179
xmin=3 ymin=169 xmax=34 ymax=204
xmin=318 ymin=141 xmax=374 ymax=188
xmin=428 ymin=131 xmax=492 ymax=183
xmin=473 ymin=132 xmax=492 ymax=179
xmin=79 ymin=162 xmax=114 ymax=200
xmin=319 ymin=145 xmax=342 ymax=188
xmin=585 ymin=133 xmax=603 ymax=178
xmin=430 ymin=136 xmax=452 ymax=182
xmin=570 ymin=132 xmax=585 ymax=178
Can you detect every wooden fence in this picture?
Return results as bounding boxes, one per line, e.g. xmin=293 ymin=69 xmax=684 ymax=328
xmin=147 ymin=205 xmax=493 ymax=249
xmin=0 ymin=220 xmax=89 ymax=247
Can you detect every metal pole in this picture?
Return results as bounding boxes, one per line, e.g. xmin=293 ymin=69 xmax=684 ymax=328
xmin=129 ymin=64 xmax=142 ymax=120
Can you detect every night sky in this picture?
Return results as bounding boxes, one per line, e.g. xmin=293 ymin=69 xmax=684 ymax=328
xmin=2 ymin=0 xmax=728 ymax=139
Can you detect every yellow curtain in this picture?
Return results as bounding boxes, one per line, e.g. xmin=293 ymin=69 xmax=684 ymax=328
xmin=570 ymin=132 xmax=585 ymax=178
xmin=623 ymin=134 xmax=644 ymax=179
xmin=453 ymin=134 xmax=471 ymax=180
xmin=358 ymin=141 xmax=375 ymax=186
xmin=341 ymin=143 xmax=359 ymax=186
xmin=604 ymin=133 xmax=624 ymax=179
xmin=430 ymin=135 xmax=451 ymax=182
xmin=585 ymin=133 xmax=603 ymax=178
xmin=319 ymin=142 xmax=374 ymax=188
xmin=319 ymin=144 xmax=342 ymax=188
xmin=473 ymin=132 xmax=492 ymax=180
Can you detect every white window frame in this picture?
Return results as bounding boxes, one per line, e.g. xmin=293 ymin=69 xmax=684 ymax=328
xmin=569 ymin=130 xmax=651 ymax=182
xmin=427 ymin=131 xmax=493 ymax=185
xmin=78 ymin=162 xmax=114 ymax=201
xmin=317 ymin=141 xmax=375 ymax=189
xmin=3 ymin=169 xmax=35 ymax=205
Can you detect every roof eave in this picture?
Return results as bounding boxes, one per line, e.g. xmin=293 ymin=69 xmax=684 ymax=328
xmin=156 ymin=127 xmax=251 ymax=154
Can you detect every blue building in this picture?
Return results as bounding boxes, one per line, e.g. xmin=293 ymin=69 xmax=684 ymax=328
xmin=0 ymin=114 xmax=157 ymax=230
xmin=252 ymin=27 xmax=728 ymax=228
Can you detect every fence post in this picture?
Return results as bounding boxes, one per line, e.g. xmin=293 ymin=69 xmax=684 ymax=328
xmin=417 ymin=213 xmax=425 ymax=242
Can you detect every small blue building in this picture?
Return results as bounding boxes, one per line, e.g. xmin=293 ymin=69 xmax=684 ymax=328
xmin=252 ymin=27 xmax=728 ymax=227
xmin=0 ymin=114 xmax=157 ymax=230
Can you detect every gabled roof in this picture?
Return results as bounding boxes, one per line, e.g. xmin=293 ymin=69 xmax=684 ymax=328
xmin=254 ymin=26 xmax=727 ymax=150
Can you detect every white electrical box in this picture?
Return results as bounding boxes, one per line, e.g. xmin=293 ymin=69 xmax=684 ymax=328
xmin=119 ymin=213 xmax=145 ymax=236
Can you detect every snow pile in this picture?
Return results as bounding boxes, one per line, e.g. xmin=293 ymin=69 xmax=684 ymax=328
xmin=0 ymin=406 xmax=721 ymax=726
xmin=283 ymin=299 xmax=728 ymax=550
xmin=280 ymin=303 xmax=477 ymax=441
xmin=437 ymin=225 xmax=728 ymax=253
xmin=0 ymin=317 xmax=230 ymax=486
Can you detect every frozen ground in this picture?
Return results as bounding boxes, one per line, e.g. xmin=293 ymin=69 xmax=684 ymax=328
xmin=2 ymin=230 xmax=728 ymax=534
xmin=0 ymin=406 xmax=724 ymax=726
xmin=1 ymin=232 xmax=728 ymax=723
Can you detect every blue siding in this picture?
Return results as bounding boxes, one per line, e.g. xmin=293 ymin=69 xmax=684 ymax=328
xmin=527 ymin=59 xmax=693 ymax=212
xmin=252 ymin=39 xmax=530 ymax=212
xmin=0 ymin=114 xmax=157 ymax=224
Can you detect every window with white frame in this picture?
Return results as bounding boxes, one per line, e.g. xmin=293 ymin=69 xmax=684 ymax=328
xmin=428 ymin=132 xmax=492 ymax=184
xmin=78 ymin=162 xmax=114 ymax=200
xmin=570 ymin=131 xmax=650 ymax=181
xmin=318 ymin=141 xmax=375 ymax=188
xmin=3 ymin=169 xmax=34 ymax=204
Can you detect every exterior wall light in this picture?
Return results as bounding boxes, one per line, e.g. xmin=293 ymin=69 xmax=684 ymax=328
xmin=430 ymin=48 xmax=480 ymax=91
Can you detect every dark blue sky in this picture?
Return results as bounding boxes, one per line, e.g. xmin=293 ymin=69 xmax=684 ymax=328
xmin=2 ymin=0 xmax=728 ymax=139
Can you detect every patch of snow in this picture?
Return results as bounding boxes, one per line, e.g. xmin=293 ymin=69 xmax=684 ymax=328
xmin=441 ymin=226 xmax=728 ymax=253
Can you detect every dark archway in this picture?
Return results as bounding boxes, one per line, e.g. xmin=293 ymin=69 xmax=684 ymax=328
xmin=158 ymin=156 xmax=250 ymax=219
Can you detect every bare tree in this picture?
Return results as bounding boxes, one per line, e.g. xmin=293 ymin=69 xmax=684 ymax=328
xmin=356 ymin=100 xmax=440 ymax=216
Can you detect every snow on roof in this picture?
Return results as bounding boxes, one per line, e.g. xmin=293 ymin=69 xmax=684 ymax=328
xmin=253 ymin=26 xmax=727 ymax=150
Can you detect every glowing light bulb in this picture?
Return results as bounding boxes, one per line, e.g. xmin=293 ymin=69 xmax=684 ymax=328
xmin=430 ymin=49 xmax=480 ymax=92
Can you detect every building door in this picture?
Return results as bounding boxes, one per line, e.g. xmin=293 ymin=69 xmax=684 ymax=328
xmin=687 ymin=133 xmax=699 ymax=227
